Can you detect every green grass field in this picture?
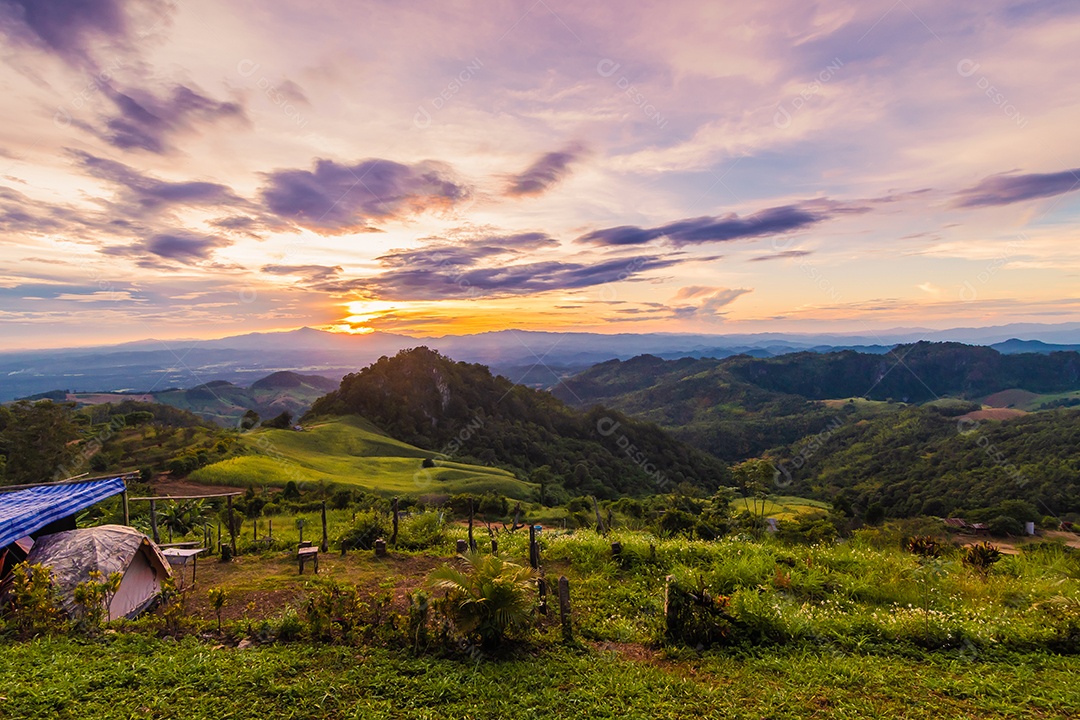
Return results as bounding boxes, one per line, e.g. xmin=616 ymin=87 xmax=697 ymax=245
xmin=731 ymin=495 xmax=832 ymax=521
xmin=189 ymin=416 xmax=536 ymax=500
xmin=2 ymin=636 xmax=1077 ymax=719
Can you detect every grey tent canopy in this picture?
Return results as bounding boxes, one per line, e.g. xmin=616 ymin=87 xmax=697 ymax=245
xmin=26 ymin=525 xmax=172 ymax=620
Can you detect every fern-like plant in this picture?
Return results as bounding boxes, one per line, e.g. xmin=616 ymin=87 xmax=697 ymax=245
xmin=427 ymin=553 xmax=536 ymax=646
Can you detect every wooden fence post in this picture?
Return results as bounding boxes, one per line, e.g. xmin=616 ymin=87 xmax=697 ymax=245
xmin=227 ymin=494 xmax=237 ymax=556
xmin=149 ymin=499 xmax=159 ymax=544
xmin=528 ymin=524 xmax=538 ymax=569
xmin=538 ymin=574 xmax=548 ymax=615
xmin=456 ymin=539 xmax=468 ymax=554
xmin=122 ymin=488 xmax=129 ymax=526
xmin=558 ymin=576 xmax=572 ymax=643
xmin=391 ymin=497 xmax=399 ymax=546
xmin=468 ymin=498 xmax=476 ymax=552
xmin=491 ymin=538 xmax=498 ymax=555
xmin=320 ymin=501 xmax=329 ymax=552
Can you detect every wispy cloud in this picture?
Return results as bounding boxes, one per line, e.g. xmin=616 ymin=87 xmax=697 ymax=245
xmin=505 ymin=143 xmax=585 ymax=197
xmin=259 ymin=158 xmax=470 ymax=233
xmin=953 ymin=168 xmax=1080 ymax=208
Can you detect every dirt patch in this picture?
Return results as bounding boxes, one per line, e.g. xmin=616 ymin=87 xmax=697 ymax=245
xmin=175 ymin=551 xmax=448 ymax=623
xmin=981 ymin=389 xmax=1038 ymax=409
xmin=959 ymin=408 xmax=1027 ymax=421
xmin=591 ymin=641 xmax=659 ymax=663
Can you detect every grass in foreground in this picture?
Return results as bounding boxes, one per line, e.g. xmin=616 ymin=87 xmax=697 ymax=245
xmin=0 ymin=635 xmax=1077 ymax=720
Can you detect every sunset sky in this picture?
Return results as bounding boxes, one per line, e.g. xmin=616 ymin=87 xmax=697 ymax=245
xmin=1 ymin=0 xmax=1078 ymax=348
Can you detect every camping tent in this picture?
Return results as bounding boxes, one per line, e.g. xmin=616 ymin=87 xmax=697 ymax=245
xmin=26 ymin=525 xmax=171 ymax=620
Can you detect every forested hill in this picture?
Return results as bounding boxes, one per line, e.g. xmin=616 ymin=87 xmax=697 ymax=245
xmin=307 ymin=347 xmax=729 ymax=500
xmin=552 ymin=342 xmax=1080 ymax=463
xmin=560 ymin=342 xmax=1080 ymax=406
xmin=777 ymin=405 xmax=1080 ymax=520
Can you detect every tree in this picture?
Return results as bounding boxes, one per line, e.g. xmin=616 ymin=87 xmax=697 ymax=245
xmin=263 ymin=411 xmax=293 ymax=430
xmin=239 ymin=409 xmax=260 ymax=430
xmin=0 ymin=401 xmax=78 ymax=485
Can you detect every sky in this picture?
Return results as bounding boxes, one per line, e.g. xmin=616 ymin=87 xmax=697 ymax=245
xmin=0 ymin=0 xmax=1078 ymax=349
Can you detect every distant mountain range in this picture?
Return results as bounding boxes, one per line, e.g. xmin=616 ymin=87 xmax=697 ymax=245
xmin=3 ymin=322 xmax=1080 ymax=403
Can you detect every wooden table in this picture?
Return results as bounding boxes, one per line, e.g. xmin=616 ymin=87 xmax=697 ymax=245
xmin=161 ymin=547 xmax=206 ymax=588
xmin=298 ymin=545 xmax=319 ymax=574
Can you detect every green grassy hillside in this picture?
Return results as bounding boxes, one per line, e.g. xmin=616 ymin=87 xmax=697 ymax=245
xmin=155 ymin=372 xmax=338 ymax=425
xmin=190 ymin=415 xmax=535 ymax=499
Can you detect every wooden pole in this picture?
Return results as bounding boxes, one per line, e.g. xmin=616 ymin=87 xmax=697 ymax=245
xmin=217 ymin=522 xmax=221 ymax=553
xmin=227 ymin=495 xmax=237 ymax=556
xmin=592 ymin=496 xmax=606 ymax=535
xmin=269 ymin=518 xmax=273 ymax=540
xmin=558 ymin=576 xmax=572 ymax=643
xmin=320 ymin=501 xmax=329 ymax=553
xmin=538 ymin=574 xmax=547 ymax=615
xmin=122 ymin=488 xmax=129 ymax=526
xmin=529 ymin=524 xmax=538 ymax=569
xmin=468 ymin=498 xmax=476 ymax=552
xmin=149 ymin=500 xmax=159 ymax=543
xmin=391 ymin=497 xmax=399 ymax=546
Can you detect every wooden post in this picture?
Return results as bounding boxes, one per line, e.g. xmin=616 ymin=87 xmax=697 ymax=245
xmin=268 ymin=518 xmax=273 ymax=540
xmin=456 ymin=539 xmax=468 ymax=554
xmin=468 ymin=498 xmax=476 ymax=552
xmin=529 ymin=524 xmax=538 ymax=569
xmin=168 ymin=525 xmax=173 ymax=543
xmin=149 ymin=499 xmax=159 ymax=544
xmin=320 ymin=501 xmax=329 ymax=553
xmin=375 ymin=538 xmax=387 ymax=557
xmin=298 ymin=518 xmax=305 ymax=545
xmin=227 ymin=494 xmax=237 ymax=556
xmin=391 ymin=497 xmax=399 ymax=546
xmin=558 ymin=576 xmax=572 ymax=643
xmin=611 ymin=541 xmax=623 ymax=556
xmin=538 ymin=575 xmax=548 ymax=615
xmin=592 ymin=496 xmax=606 ymax=535
xmin=122 ymin=488 xmax=129 ymax=526
xmin=217 ymin=522 xmax=222 ymax=553
xmin=253 ymin=518 xmax=257 ymax=543
xmin=491 ymin=538 xmax=498 ymax=555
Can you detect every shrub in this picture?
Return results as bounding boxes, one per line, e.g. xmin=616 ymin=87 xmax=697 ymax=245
xmin=398 ymin=512 xmax=446 ymax=551
xmin=277 ymin=606 xmax=303 ymax=641
xmin=963 ymin=542 xmax=1003 ymax=574
xmin=5 ymin=563 xmax=64 ymax=638
xmin=904 ymin=535 xmax=945 ymax=558
xmin=988 ymin=515 xmax=1023 ymax=538
xmin=339 ymin=511 xmax=388 ymax=551
xmin=427 ymin=553 xmax=536 ymax=646
xmin=664 ymin=577 xmax=735 ymax=648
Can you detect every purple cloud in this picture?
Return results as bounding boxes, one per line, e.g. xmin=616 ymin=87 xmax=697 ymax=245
xmin=0 ymin=0 xmax=132 ymax=67
xmin=577 ymin=203 xmax=835 ymax=247
xmin=103 ymin=231 xmax=231 ymax=266
xmin=98 ymin=85 xmax=246 ymax=154
xmin=260 ymin=158 xmax=470 ymax=233
xmin=505 ymin=144 xmax=584 ymax=197
xmin=72 ymin=151 xmax=245 ymax=212
xmin=953 ymin=168 xmax=1080 ymax=208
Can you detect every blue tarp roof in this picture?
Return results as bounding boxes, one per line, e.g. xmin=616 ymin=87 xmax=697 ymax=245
xmin=0 ymin=478 xmax=126 ymax=548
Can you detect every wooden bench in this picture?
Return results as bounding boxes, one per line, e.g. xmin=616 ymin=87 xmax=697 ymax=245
xmin=297 ymin=541 xmax=319 ymax=575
